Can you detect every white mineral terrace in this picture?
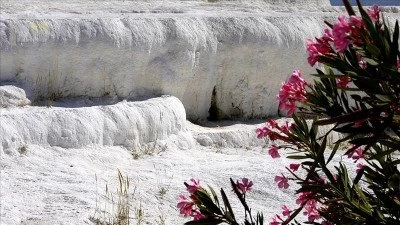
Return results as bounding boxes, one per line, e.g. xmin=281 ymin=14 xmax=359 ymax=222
xmin=0 ymin=1 xmax=399 ymax=224
xmin=0 ymin=0 xmax=356 ymax=120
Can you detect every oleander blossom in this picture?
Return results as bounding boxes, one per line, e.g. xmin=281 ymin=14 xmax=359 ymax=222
xmin=331 ymin=15 xmax=366 ymax=52
xmin=256 ymin=119 xmax=293 ymax=143
xmin=367 ymin=4 xmax=380 ymax=21
xmin=186 ymin=178 xmax=202 ymax=194
xmin=236 ymin=178 xmax=254 ymax=194
xmin=192 ymin=209 xmax=206 ymax=221
xmin=277 ymin=70 xmax=308 ymax=116
xmin=303 ymin=199 xmax=320 ymax=222
xmin=296 ymin=191 xmax=313 ymax=205
xmin=336 ymin=76 xmax=351 ymax=88
xmin=356 ymin=163 xmax=365 ymax=173
xmin=275 ymin=174 xmax=289 ymax=189
xmin=270 ymin=214 xmax=284 ymax=225
xmin=282 ymin=205 xmax=291 ymax=217
xmin=268 ymin=145 xmax=280 ymax=158
xmin=289 ymin=163 xmax=300 ymax=172
xmin=348 ymin=145 xmax=364 ymax=162
xmin=332 ymin=15 xmax=351 ymax=52
xmin=357 ymin=55 xmax=367 ymax=69
xmin=177 ymin=194 xmax=195 ymax=216
xmin=306 ymin=14 xmax=368 ymax=65
xmin=306 ymin=29 xmax=334 ymax=66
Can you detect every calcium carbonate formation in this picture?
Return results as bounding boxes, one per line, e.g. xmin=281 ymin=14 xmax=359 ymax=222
xmin=0 ymin=0 xmax=346 ymax=120
xmin=0 ymin=96 xmax=194 ymax=154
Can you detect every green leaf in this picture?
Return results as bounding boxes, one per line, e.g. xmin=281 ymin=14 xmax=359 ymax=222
xmin=229 ymin=178 xmax=250 ymax=212
xmin=220 ymin=188 xmax=236 ymax=221
xmin=327 ymin=142 xmax=340 ymax=164
xmin=208 ymin=185 xmax=220 ymax=207
xmin=195 ymin=190 xmax=223 ymax=215
xmin=315 ymin=110 xmax=370 ymax=126
xmin=184 ymin=218 xmax=225 ymax=225
xmin=286 ymin=155 xmax=310 ymax=160
xmin=363 ymin=57 xmax=379 ymax=66
xmin=365 ymin=45 xmax=381 ymax=57
xmin=256 ymin=213 xmax=264 ymax=225
xmin=353 ymin=167 xmax=365 ymax=185
xmin=368 ymin=146 xmax=399 ymax=160
xmin=342 ymin=0 xmax=355 ymax=16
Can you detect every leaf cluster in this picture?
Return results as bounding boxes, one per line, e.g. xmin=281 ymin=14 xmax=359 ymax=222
xmin=184 ymin=179 xmax=264 ymax=225
xmin=286 ymin=0 xmax=400 ymax=224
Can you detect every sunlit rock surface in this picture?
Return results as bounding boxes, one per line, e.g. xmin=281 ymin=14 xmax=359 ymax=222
xmin=0 ymin=96 xmax=194 ymax=154
xmin=1 ymin=1 xmax=399 ymax=224
xmin=1 ymin=1 xmax=399 ymax=120
xmin=0 ymin=0 xmax=336 ymax=120
xmin=0 ymin=85 xmax=31 ymax=107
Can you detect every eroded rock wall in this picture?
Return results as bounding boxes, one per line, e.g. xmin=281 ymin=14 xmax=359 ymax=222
xmin=0 ymin=15 xmax=327 ymax=120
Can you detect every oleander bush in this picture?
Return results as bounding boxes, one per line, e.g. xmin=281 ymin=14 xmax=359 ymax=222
xmin=177 ymin=0 xmax=400 ymax=224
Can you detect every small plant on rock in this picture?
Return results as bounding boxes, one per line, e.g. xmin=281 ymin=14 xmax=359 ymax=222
xmin=91 ymin=170 xmax=132 ymax=225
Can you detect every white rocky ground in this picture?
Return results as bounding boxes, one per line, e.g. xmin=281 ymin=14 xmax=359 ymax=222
xmin=1 ymin=1 xmax=398 ymax=224
xmin=1 ymin=93 xmax=349 ymax=225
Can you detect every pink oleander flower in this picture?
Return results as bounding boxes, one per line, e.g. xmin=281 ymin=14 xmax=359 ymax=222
xmin=256 ymin=126 xmax=271 ymax=139
xmin=280 ymin=121 xmax=292 ymax=134
xmin=303 ymin=199 xmax=320 ymax=222
xmin=268 ymin=145 xmax=280 ymax=159
xmin=332 ymin=16 xmax=351 ymax=52
xmin=275 ymin=174 xmax=289 ymax=189
xmin=177 ymin=194 xmax=194 ymax=216
xmin=306 ymin=209 xmax=320 ymax=222
xmin=289 ymin=163 xmax=300 ymax=172
xmin=356 ymin=163 xmax=365 ymax=173
xmin=192 ymin=209 xmax=206 ymax=221
xmin=357 ymin=55 xmax=367 ymax=69
xmin=270 ymin=214 xmax=283 ymax=225
xmin=256 ymin=120 xmax=294 ymax=143
xmin=236 ymin=178 xmax=253 ymax=193
xmin=306 ymin=29 xmax=333 ymax=66
xmin=350 ymin=15 xmax=364 ymax=29
xmin=287 ymin=70 xmax=306 ymax=86
xmin=348 ymin=146 xmax=364 ymax=162
xmin=280 ymin=100 xmax=297 ymax=116
xmin=277 ymin=70 xmax=307 ymax=116
xmin=322 ymin=28 xmax=334 ymax=42
xmin=348 ymin=16 xmax=366 ymax=47
xmin=267 ymin=119 xmax=279 ymax=128
xmin=282 ymin=205 xmax=291 ymax=217
xmin=306 ymin=39 xmax=320 ymax=66
xmin=186 ymin=178 xmax=201 ymax=194
xmin=296 ymin=191 xmax=312 ymax=205
xmin=367 ymin=4 xmax=380 ymax=22
xmin=336 ymin=76 xmax=351 ymax=88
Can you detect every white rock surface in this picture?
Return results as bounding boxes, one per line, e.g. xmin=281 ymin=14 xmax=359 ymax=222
xmin=0 ymin=0 xmax=333 ymax=120
xmin=1 ymin=1 xmax=398 ymax=119
xmin=0 ymin=1 xmax=398 ymax=224
xmin=0 ymin=85 xmax=31 ymax=108
xmin=189 ymin=120 xmax=267 ymax=148
xmin=0 ymin=109 xmax=355 ymax=225
xmin=0 ymin=96 xmax=193 ymax=155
